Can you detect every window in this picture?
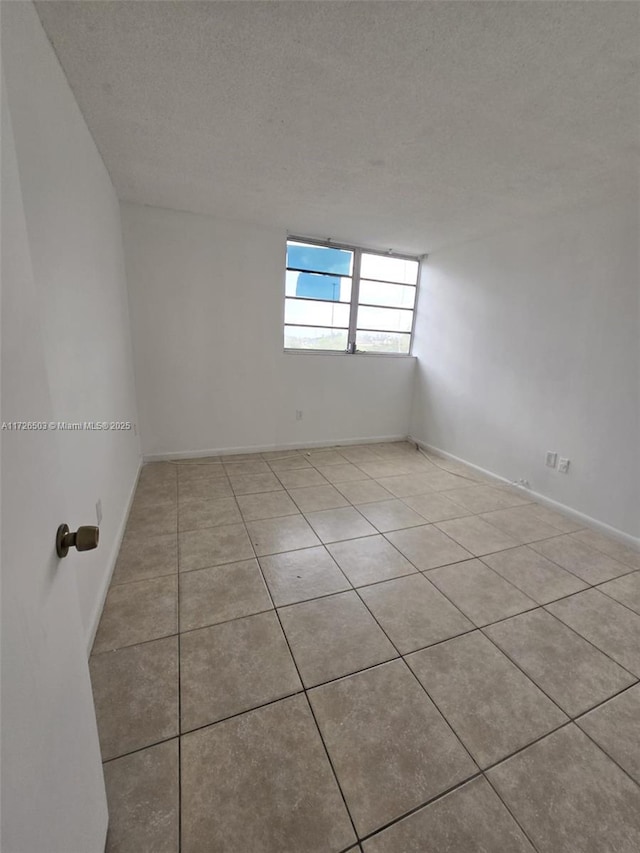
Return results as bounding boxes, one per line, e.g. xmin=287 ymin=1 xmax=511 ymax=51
xmin=284 ymin=238 xmax=420 ymax=354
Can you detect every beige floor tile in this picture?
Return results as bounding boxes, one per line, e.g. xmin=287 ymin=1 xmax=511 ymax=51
xmin=125 ymin=502 xmax=177 ymax=537
xmin=138 ymin=463 xmax=177 ymax=487
xmin=305 ymin=506 xmax=378 ymax=543
xmin=179 ymin=523 xmax=254 ymax=571
xmin=261 ymin=450 xmax=303 ymax=460
xmin=531 ymin=535 xmax=630 ymax=584
xmin=327 ymin=535 xmax=417 ymax=586
xmin=178 ymin=477 xmax=233 ymax=504
xmin=442 ymin=485 xmax=529 ymax=514
xmin=569 ymin=529 xmax=640 ymax=570
xmin=100 ymin=442 xmax=640 ymax=848
xmin=402 ymin=490 xmax=470 ymax=522
xmin=177 ymin=464 xmax=228 ymax=484
xmin=307 ymin=450 xmax=349 ymax=467
xmin=308 ymin=660 xmax=476 ymax=837
xmin=486 ymin=609 xmax=636 ymax=717
xmin=527 ymin=503 xmax=583 ymax=533
xmin=90 ymin=636 xmax=178 ymax=761
xmin=279 ymin=591 xmax=397 ymax=687
xmin=288 ymin=484 xmax=350 ymax=512
xmin=362 ymin=777 xmax=535 ymax=853
xmin=479 ymin=506 xmax=565 ymax=544
xmin=228 ymin=471 xmax=283 ymax=495
xmin=247 ymin=514 xmax=320 ymax=556
xmin=222 ymin=459 xmax=271 ymax=475
xmin=267 ymin=455 xmax=312 ymax=471
xmin=431 ymin=459 xmax=488 ymax=482
xmin=335 ymin=479 xmax=393 ymax=505
xmin=359 ymin=573 xmax=473 ymax=653
xmin=181 ymin=695 xmax=356 ymax=853
xmin=393 ymin=457 xmax=437 ymax=474
xmin=260 ymin=447 xmax=302 ymax=462
xmin=598 ymin=571 xmax=640 ymax=615
xmin=356 ymin=461 xmax=418 ymax=479
xmin=219 ymin=452 xmax=264 ymax=463
xmin=547 ymin=589 xmax=640 ymax=676
xmin=220 ymin=451 xmax=262 ymax=465
xmin=104 ymin=740 xmax=179 ymax=853
xmin=304 ymin=445 xmax=346 ymax=454
xmin=375 ymin=474 xmax=437 ymax=497
xmin=339 ymin=446 xmax=381 ymax=464
xmin=180 ymin=611 xmax=301 ymax=730
xmin=435 ymin=516 xmax=518 ymax=556
xmin=482 ymin=545 xmax=588 ymax=604
xmin=385 ymin=524 xmax=473 ymax=570
xmin=111 ymin=532 xmax=177 ymax=585
xmin=133 ymin=477 xmax=178 ymax=506
xmin=259 ymin=545 xmax=351 ymax=606
xmin=427 ymin=559 xmax=536 ymax=627
xmin=178 ymin=497 xmax=242 ymax=532
xmin=93 ymin=575 xmax=177 ymax=653
xmin=407 ymin=632 xmax=566 ymax=768
xmin=275 ymin=467 xmax=329 ymax=488
xmin=179 ymin=559 xmax=272 ymax=632
xmin=317 ymin=463 xmax=370 ymax=484
xmin=371 ymin=441 xmax=417 ymax=455
xmin=419 ymin=470 xmax=473 ymax=491
xmin=236 ymin=490 xmax=299 ymax=521
xmin=356 ymin=499 xmax=426 ymax=533
xmin=487 ymin=725 xmax=640 ymax=853
xmin=173 ymin=456 xmax=222 ymax=464
xmin=577 ymin=685 xmax=640 ymax=784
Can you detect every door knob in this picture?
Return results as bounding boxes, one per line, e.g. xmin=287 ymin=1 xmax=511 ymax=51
xmin=56 ymin=524 xmax=99 ymax=558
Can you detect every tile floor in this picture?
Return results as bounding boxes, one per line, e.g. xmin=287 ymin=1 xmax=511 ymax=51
xmin=91 ymin=441 xmax=640 ymax=852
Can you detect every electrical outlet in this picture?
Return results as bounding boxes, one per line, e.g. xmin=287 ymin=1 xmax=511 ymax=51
xmin=558 ymin=457 xmax=570 ymax=474
xmin=545 ymin=451 xmax=557 ymax=469
xmin=295 ymin=410 xmax=303 ymax=421
xmin=96 ymin=499 xmax=103 ymax=526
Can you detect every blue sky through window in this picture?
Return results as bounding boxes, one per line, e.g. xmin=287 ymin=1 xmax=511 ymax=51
xmin=287 ymin=243 xmax=352 ymax=303
xmin=295 ymin=272 xmax=341 ymax=301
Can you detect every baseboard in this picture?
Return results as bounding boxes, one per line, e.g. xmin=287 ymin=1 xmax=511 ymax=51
xmin=410 ymin=437 xmax=640 ymax=551
xmin=143 ymin=434 xmax=409 ymax=462
xmin=85 ymin=458 xmax=143 ymax=657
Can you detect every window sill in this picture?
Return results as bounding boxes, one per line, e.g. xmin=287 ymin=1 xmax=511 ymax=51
xmin=283 ymin=349 xmax=415 ymax=359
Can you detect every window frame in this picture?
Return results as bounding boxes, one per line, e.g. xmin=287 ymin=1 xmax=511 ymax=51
xmin=284 ymin=236 xmax=422 ymax=356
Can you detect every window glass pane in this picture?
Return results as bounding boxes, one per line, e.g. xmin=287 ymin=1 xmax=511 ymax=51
xmin=358 ymin=280 xmax=416 ymax=309
xmin=357 ymin=331 xmax=411 ymax=354
xmin=284 ymin=326 xmax=348 ymax=351
xmin=285 ymin=298 xmax=350 ymax=328
xmin=287 ymin=241 xmax=353 ymax=276
xmin=360 ymin=253 xmax=418 ymax=284
xmin=285 ymin=271 xmax=351 ymax=302
xmin=357 ymin=305 xmax=413 ymax=333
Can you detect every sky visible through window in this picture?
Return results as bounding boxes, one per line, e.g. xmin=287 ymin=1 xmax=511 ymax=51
xmin=285 ymin=240 xmax=419 ymax=353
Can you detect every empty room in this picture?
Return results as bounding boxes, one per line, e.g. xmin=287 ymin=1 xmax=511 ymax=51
xmin=2 ymin=1 xmax=640 ymax=852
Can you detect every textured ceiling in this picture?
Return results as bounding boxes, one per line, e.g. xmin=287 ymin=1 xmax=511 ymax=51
xmin=36 ymin=0 xmax=639 ymax=253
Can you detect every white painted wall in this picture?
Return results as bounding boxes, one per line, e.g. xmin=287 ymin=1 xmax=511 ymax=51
xmin=121 ymin=202 xmax=415 ymax=458
xmin=410 ymin=192 xmax=640 ymax=539
xmin=2 ymin=1 xmax=141 ymax=647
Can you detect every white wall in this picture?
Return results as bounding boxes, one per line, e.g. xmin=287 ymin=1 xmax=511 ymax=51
xmin=410 ymin=192 xmax=640 ymax=540
xmin=121 ymin=202 xmax=415 ymax=458
xmin=2 ymin=1 xmax=141 ymax=647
